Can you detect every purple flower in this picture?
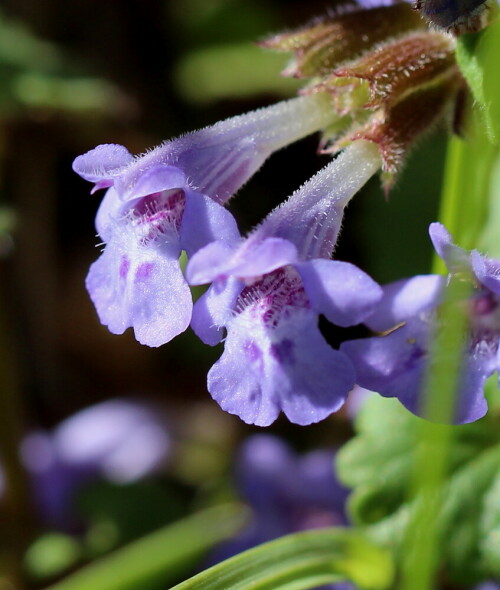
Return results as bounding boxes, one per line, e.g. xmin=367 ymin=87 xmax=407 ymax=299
xmin=341 ymin=222 xmax=498 ymax=424
xmin=18 ymin=399 xmax=170 ymax=528
xmin=74 ymin=94 xmax=336 ymax=347
xmin=211 ymin=435 xmax=350 ymax=579
xmin=187 ymin=141 xmax=383 ymax=426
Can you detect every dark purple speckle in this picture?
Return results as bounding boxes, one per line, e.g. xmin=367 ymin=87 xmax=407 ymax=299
xmin=119 ymin=256 xmax=130 ymax=279
xmin=135 ymin=262 xmax=154 ymax=281
xmin=270 ymin=339 xmax=295 ymax=365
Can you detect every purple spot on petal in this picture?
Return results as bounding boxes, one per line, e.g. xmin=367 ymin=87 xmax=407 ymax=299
xmin=136 ymin=262 xmax=154 ymax=281
xmin=245 ymin=341 xmax=262 ymax=362
xmin=119 ymin=256 xmax=130 ymax=280
xmin=270 ymin=338 xmax=295 ymax=365
xmin=404 ymin=342 xmax=426 ymax=371
xmin=472 ymin=291 xmax=498 ymax=316
xmin=248 ymin=389 xmax=261 ymax=403
xmin=244 ymin=341 xmax=264 ymax=374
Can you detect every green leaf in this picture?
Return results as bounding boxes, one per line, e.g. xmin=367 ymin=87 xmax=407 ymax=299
xmin=339 ymin=392 xmax=500 ymax=584
xmin=47 ymin=504 xmax=249 ymax=590
xmin=336 ymin=397 xmax=415 ymax=525
xmin=171 ymin=529 xmax=394 ymax=590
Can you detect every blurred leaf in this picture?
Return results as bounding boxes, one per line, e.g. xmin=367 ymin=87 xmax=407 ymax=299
xmin=47 ymin=504 xmax=249 ymax=590
xmin=78 ymin=480 xmax=189 ymax=550
xmin=174 ymin=44 xmax=299 ymax=104
xmin=24 ymin=534 xmax=81 ymax=580
xmin=339 ymin=395 xmax=500 ymax=584
xmin=171 ymin=528 xmax=394 ymax=590
xmin=169 ymin=0 xmax=279 ymax=47
xmin=336 ymin=398 xmax=414 ymax=524
xmin=0 ymin=8 xmax=131 ymax=117
xmin=480 ymin=469 xmax=500 ymax=576
xmin=477 ymin=145 xmax=500 ymax=256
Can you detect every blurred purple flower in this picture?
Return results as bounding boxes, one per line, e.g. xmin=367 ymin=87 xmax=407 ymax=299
xmin=187 ymin=141 xmax=382 ymax=426
xmin=474 ymin=583 xmax=500 ymax=590
xmin=18 ymin=399 xmax=170 ymax=528
xmin=212 ymin=434 xmax=352 ymax=590
xmin=341 ymin=222 xmax=499 ymax=423
xmin=73 ymin=95 xmax=335 ymax=347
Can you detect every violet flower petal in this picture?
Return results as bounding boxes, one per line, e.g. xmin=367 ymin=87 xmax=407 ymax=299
xmin=208 ymin=309 xmax=354 ymax=426
xmin=53 ymin=399 xmax=170 ymax=483
xmin=295 ymin=259 xmax=383 ymax=327
xmin=227 ymin=238 xmax=299 ymax=279
xmin=180 ymin=191 xmax=240 ymax=257
xmin=187 ymin=237 xmax=298 ymax=285
xmin=95 ymin=186 xmax=122 ymax=241
xmin=471 ymin=251 xmax=500 ymax=297
xmin=341 ymin=322 xmax=431 ymax=410
xmin=342 ymin=322 xmax=490 ymax=424
xmin=429 ymin=222 xmax=470 ymax=273
xmin=86 ymin=234 xmax=191 ymax=347
xmin=121 ymin=164 xmax=187 ymax=201
xmin=191 ymin=278 xmax=244 ymax=345
xmin=363 ymin=275 xmax=446 ymax=332
xmin=72 ymin=144 xmax=133 ymax=185
xmin=186 ymin=241 xmax=239 ymax=286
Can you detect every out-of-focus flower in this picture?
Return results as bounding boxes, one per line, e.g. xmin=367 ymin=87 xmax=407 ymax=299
xmin=341 ymin=222 xmax=500 ymax=424
xmin=73 ymin=94 xmax=336 ymax=347
xmin=187 ymin=141 xmax=382 ymax=426
xmin=16 ymin=399 xmax=170 ymax=528
xmin=212 ymin=435 xmax=349 ymax=568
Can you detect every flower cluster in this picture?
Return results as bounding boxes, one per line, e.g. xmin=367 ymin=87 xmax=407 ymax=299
xmin=5 ymin=400 xmax=170 ymax=529
xmin=342 ymin=223 xmax=500 ymax=424
xmin=74 ymin=1 xmax=496 ymax=428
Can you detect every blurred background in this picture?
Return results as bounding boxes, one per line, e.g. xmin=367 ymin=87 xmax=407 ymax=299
xmin=0 ymin=0 xmax=446 ymax=588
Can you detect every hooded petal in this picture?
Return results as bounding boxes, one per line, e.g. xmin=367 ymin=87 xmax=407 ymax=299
xmin=72 ymin=144 xmax=133 ymax=188
xmin=208 ymin=308 xmax=354 ymax=426
xmin=186 ymin=241 xmax=239 ymax=286
xmin=180 ymin=191 xmax=240 ymax=257
xmin=228 ymin=238 xmax=299 ymax=280
xmin=117 ymin=164 xmax=187 ymax=201
xmin=295 ymin=259 xmax=382 ymax=327
xmin=429 ymin=222 xmax=470 ymax=273
xmin=471 ymin=250 xmax=500 ymax=297
xmin=187 ymin=237 xmax=298 ymax=285
xmin=85 ymin=229 xmax=191 ymax=347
